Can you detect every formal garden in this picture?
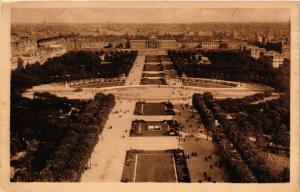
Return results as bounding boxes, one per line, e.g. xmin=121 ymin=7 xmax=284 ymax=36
xmin=134 ymin=102 xmax=175 ymax=115
xmin=121 ymin=149 xmax=190 ymax=182
xmin=143 ymin=64 xmax=163 ymax=72
xmin=140 ymin=77 xmax=167 ymax=85
xmin=142 ymin=72 xmax=165 ymax=78
xmin=130 ymin=120 xmax=180 ymax=136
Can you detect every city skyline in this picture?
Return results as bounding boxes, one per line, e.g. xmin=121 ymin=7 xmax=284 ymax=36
xmin=11 ymin=8 xmax=290 ymax=24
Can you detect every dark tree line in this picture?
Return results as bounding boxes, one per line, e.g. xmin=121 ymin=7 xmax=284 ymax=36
xmin=216 ymin=91 xmax=272 ymax=113
xmin=168 ymin=50 xmax=290 ymax=92
xmin=192 ymin=94 xmax=257 ymax=183
xmin=11 ymin=50 xmax=137 ymax=94
xmin=216 ymin=93 xmax=290 ymax=149
xmin=253 ymin=41 xmax=284 ymax=53
xmin=11 ymin=92 xmax=115 ymax=182
xmin=198 ymin=92 xmax=289 ymax=182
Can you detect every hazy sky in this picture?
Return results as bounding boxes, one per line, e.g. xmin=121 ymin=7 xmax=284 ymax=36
xmin=11 ymin=8 xmax=290 ymax=23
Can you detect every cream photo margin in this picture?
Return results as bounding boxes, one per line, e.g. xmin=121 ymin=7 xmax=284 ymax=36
xmin=0 ymin=1 xmax=299 ymax=192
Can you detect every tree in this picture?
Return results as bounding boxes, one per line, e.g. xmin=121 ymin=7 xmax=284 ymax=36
xmin=279 ymin=167 xmax=290 ymax=182
xmin=17 ymin=57 xmax=24 ymax=69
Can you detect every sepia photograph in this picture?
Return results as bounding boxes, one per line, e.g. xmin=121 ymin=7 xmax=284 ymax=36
xmin=0 ymin=1 xmax=299 ymax=192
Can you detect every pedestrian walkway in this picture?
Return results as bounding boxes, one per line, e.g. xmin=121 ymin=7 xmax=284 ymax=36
xmin=124 ymin=53 xmax=145 ymax=86
xmin=81 ymin=100 xmax=136 ymax=182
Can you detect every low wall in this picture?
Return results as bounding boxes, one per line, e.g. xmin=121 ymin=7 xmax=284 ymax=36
xmin=69 ymin=78 xmax=125 ymax=88
xmin=181 ymin=77 xmax=238 ymax=87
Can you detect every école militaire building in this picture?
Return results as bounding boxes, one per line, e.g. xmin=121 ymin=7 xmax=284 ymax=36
xmin=130 ymin=36 xmax=177 ymax=49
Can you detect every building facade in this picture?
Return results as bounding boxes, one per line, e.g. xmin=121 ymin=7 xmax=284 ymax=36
xmin=282 ymin=43 xmax=290 ymax=59
xmin=130 ymin=40 xmax=147 ymax=49
xmin=242 ymin=45 xmax=266 ymax=60
xmin=130 ymin=36 xmax=177 ymax=49
xmin=181 ymin=41 xmax=200 ymax=48
xmin=201 ymin=41 xmax=221 ymax=49
xmin=158 ymin=39 xmax=177 ymax=49
xmin=225 ymin=40 xmax=248 ymax=49
xmin=260 ymin=51 xmax=285 ymax=68
xmin=11 ymin=40 xmax=38 ymax=57
xmin=76 ymin=40 xmax=108 ymax=50
xmin=11 ymin=46 xmax=67 ymax=69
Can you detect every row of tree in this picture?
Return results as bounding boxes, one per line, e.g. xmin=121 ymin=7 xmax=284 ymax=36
xmin=216 ymin=93 xmax=290 ymax=148
xmin=201 ymin=92 xmax=289 ymax=182
xmin=216 ymin=91 xmax=272 ymax=113
xmin=11 ymin=93 xmax=115 ymax=182
xmin=12 ymin=50 xmax=137 ymax=94
xmin=193 ymin=93 xmax=256 ymax=182
xmin=168 ymin=50 xmax=290 ymax=92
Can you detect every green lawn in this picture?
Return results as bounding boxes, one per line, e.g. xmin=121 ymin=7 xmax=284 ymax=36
xmin=121 ymin=150 xmax=189 ymax=183
xmin=135 ymin=154 xmax=177 ymax=182
xmin=142 ymin=73 xmax=164 ymax=78
xmin=140 ymin=78 xmax=167 ymax=85
xmin=143 ymin=64 xmax=163 ymax=71
xmin=134 ymin=102 xmax=173 ymax=115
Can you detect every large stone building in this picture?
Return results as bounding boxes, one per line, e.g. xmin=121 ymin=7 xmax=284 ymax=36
xmin=11 ymin=40 xmax=37 ymax=56
xmin=56 ymin=39 xmax=108 ymax=51
xmin=259 ymin=51 xmax=285 ymax=68
xmin=58 ymin=39 xmax=77 ymax=51
xmin=38 ymin=37 xmax=64 ymax=48
xmin=201 ymin=40 xmax=221 ymax=49
xmin=158 ymin=39 xmax=178 ymax=49
xmin=130 ymin=40 xmax=148 ymax=49
xmin=11 ymin=45 xmax=67 ymax=69
xmin=224 ymin=40 xmax=248 ymax=49
xmin=38 ymin=36 xmax=108 ymax=51
xmin=130 ymin=36 xmax=177 ymax=49
xmin=282 ymin=42 xmax=290 ymax=59
xmin=181 ymin=40 xmax=200 ymax=48
xmin=75 ymin=40 xmax=108 ymax=50
xmin=242 ymin=45 xmax=266 ymax=60
xmin=241 ymin=45 xmax=285 ymax=68
xmin=195 ymin=54 xmax=212 ymax=65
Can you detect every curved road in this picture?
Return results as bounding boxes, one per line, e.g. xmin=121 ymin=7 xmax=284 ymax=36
xmin=23 ymin=82 xmax=275 ymax=102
